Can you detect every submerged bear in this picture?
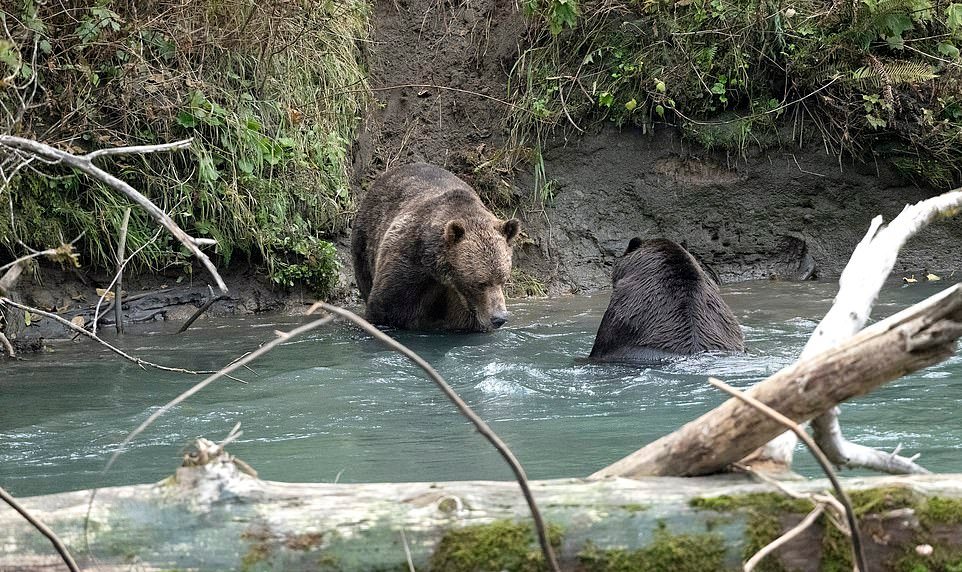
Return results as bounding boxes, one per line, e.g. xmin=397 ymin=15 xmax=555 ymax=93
xmin=351 ymin=163 xmax=520 ymax=332
xmin=589 ymin=238 xmax=745 ymax=363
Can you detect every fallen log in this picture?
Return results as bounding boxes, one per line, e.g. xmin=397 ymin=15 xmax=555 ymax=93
xmin=590 ymin=282 xmax=962 ymax=479
xmin=3 ymin=458 xmax=962 ymax=571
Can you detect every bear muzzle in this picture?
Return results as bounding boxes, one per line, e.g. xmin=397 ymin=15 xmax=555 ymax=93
xmin=490 ymin=311 xmax=508 ymax=329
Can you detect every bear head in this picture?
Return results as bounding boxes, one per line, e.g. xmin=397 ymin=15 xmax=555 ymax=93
xmin=438 ymin=217 xmax=520 ymax=331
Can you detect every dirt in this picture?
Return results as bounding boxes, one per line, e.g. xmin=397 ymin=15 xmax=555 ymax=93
xmin=519 ymin=127 xmax=962 ymax=293
xmin=4 ymin=0 xmax=962 ymax=349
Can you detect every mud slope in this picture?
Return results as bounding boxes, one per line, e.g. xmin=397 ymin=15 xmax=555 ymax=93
xmin=357 ymin=0 xmax=524 ymax=179
xmin=519 ymin=126 xmax=962 ymax=292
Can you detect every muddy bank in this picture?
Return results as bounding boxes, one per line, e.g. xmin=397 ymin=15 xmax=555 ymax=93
xmin=516 ymin=126 xmax=962 ymax=292
xmin=0 ymin=249 xmax=358 ymax=349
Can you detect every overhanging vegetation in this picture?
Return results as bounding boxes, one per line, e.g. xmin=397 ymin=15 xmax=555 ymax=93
xmin=0 ymin=1 xmax=371 ymax=297
xmin=513 ymin=0 xmax=962 ymax=188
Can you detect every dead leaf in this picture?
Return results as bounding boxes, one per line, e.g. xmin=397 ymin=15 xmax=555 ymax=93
xmin=71 ymin=316 xmax=86 ymax=328
xmin=903 ymin=275 xmax=918 ymax=283
xmin=926 ymin=273 xmax=941 ymax=281
xmin=96 ymin=288 xmax=115 ymax=301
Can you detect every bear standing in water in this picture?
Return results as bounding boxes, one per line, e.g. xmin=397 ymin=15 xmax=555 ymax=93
xmin=351 ymin=163 xmax=520 ymax=332
xmin=589 ymin=238 xmax=744 ymax=363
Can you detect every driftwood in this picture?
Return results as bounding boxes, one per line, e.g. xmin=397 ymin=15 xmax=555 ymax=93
xmin=760 ymin=188 xmax=962 ymax=471
xmin=590 ymin=282 xmax=962 ymax=479
xmin=3 ymin=458 xmax=962 ymax=571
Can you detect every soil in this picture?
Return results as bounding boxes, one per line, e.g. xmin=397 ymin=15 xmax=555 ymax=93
xmin=4 ymin=0 xmax=962 ymax=349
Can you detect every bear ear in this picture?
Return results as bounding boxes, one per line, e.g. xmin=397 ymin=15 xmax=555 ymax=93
xmin=624 ymin=237 xmax=643 ymax=255
xmin=501 ymin=218 xmax=521 ymax=243
xmin=444 ymin=219 xmax=466 ymax=244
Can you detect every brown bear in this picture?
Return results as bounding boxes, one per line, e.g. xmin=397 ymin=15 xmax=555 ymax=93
xmin=351 ymin=163 xmax=520 ymax=332
xmin=589 ymin=238 xmax=744 ymax=363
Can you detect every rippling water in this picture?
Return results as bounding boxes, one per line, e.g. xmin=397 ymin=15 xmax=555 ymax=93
xmin=1 ymin=279 xmax=960 ymax=497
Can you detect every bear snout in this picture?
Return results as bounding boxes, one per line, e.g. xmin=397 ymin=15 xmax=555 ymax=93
xmin=490 ymin=311 xmax=508 ymax=329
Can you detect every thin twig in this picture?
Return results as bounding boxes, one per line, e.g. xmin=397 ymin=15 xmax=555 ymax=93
xmin=0 ymin=485 xmax=80 ymax=572
xmin=0 ymin=297 xmax=221 ymax=376
xmin=314 ymin=303 xmax=561 ymax=572
xmin=114 ymin=208 xmax=131 ymax=335
xmin=708 ymin=377 xmax=866 ymax=572
xmin=400 ymin=528 xmax=416 ymax=572
xmin=0 ymin=248 xmax=57 ymax=273
xmin=0 ymin=136 xmax=227 ymax=293
xmin=85 ymin=314 xmax=338 ymax=556
xmin=0 ymin=331 xmax=14 ymax=357
xmin=177 ymin=285 xmax=224 ymax=334
xmin=744 ymin=505 xmax=826 ymax=572
xmin=83 ymin=139 xmax=193 ymax=161
xmin=92 ymin=227 xmax=164 ymax=334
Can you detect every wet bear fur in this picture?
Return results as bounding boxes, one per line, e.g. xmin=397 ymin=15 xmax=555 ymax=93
xmin=589 ymin=238 xmax=744 ymax=363
xmin=351 ymin=163 xmax=520 ymax=332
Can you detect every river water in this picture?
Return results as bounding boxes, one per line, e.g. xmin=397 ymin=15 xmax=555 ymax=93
xmin=1 ymin=279 xmax=960 ymax=497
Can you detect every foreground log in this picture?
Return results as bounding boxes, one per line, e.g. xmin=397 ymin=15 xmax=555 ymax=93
xmin=3 ymin=459 xmax=962 ymax=571
xmin=591 ymin=282 xmax=962 ymax=479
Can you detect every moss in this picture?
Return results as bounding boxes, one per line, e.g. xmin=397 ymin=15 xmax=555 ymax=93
xmin=429 ymin=520 xmax=564 ymax=572
xmin=689 ymin=492 xmax=814 ymax=514
xmin=691 ymin=491 xmax=814 ymax=572
xmin=577 ymin=524 xmax=728 ymax=572
xmin=285 ymin=532 xmax=326 ymax=551
xmin=622 ymin=503 xmax=648 ymax=513
xmin=848 ymin=485 xmax=921 ymax=517
xmin=918 ymin=497 xmax=962 ymax=526
xmin=240 ymin=527 xmax=274 ymax=571
xmin=742 ymin=511 xmax=788 ymax=572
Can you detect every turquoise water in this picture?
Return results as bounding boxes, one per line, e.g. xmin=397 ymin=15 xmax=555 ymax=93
xmin=1 ymin=279 xmax=960 ymax=497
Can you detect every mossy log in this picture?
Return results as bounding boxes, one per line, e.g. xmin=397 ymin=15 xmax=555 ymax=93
xmin=4 ymin=458 xmax=962 ymax=571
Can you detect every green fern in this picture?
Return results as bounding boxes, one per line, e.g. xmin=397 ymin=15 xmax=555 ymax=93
xmin=847 ymin=60 xmax=937 ymax=86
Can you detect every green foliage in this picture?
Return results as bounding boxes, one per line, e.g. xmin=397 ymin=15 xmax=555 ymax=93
xmin=268 ymin=235 xmax=340 ymax=301
xmin=523 ymin=0 xmax=580 ymax=35
xmin=1 ymin=0 xmax=370 ymax=291
xmin=511 ymin=0 xmax=962 ymax=188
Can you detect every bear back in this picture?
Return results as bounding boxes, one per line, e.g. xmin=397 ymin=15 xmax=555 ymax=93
xmin=589 ymin=238 xmax=744 ymax=363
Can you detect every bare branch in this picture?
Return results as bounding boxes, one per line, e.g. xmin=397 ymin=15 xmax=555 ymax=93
xmin=0 ymin=331 xmax=13 ymax=358
xmin=0 ymin=297 xmax=223 ymax=376
xmin=313 ymin=303 xmax=561 ymax=572
xmin=83 ymin=139 xmax=194 ymax=161
xmin=177 ymin=285 xmax=224 ymax=334
xmin=709 ymin=377 xmax=866 ymax=572
xmin=92 ymin=227 xmax=163 ymax=334
xmin=0 ymin=135 xmax=227 ymax=293
xmin=114 ymin=208 xmax=132 ymax=334
xmin=744 ymin=504 xmax=825 ymax=572
xmin=0 ymin=485 xmax=80 ymax=572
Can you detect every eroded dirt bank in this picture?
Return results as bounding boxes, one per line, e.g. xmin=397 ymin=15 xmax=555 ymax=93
xmin=519 ymin=127 xmax=962 ymax=293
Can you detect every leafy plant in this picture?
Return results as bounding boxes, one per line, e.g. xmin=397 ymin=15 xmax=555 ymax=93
xmin=1 ymin=0 xmax=371 ymax=292
xmin=508 ymin=0 xmax=962 ymax=189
